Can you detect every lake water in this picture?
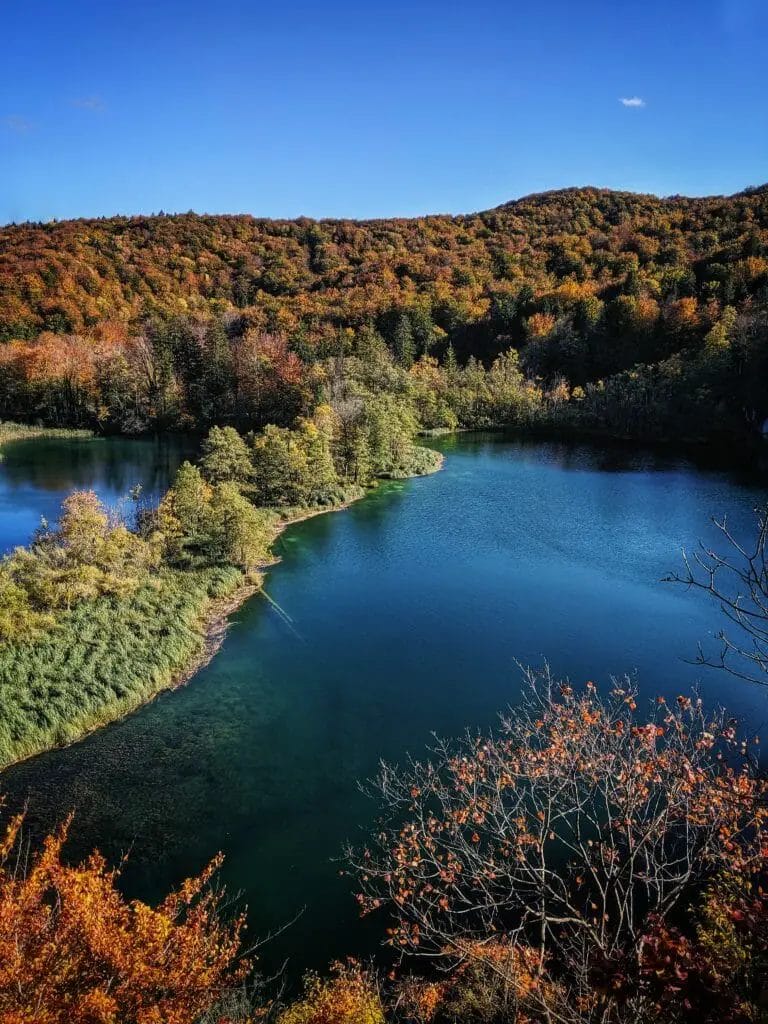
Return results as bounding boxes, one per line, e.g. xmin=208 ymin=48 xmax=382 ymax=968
xmin=0 ymin=434 xmax=197 ymax=552
xmin=1 ymin=432 xmax=767 ymax=974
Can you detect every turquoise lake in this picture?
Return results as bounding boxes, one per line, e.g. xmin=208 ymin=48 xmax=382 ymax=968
xmin=1 ymin=432 xmax=766 ymax=972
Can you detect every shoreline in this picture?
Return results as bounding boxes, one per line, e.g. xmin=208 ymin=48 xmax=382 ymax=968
xmin=181 ymin=451 xmax=446 ymax=690
xmin=0 ymin=450 xmax=444 ymax=774
xmin=0 ymin=422 xmax=93 ymax=452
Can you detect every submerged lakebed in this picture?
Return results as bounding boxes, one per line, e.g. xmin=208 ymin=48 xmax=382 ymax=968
xmin=1 ymin=431 xmax=767 ymax=972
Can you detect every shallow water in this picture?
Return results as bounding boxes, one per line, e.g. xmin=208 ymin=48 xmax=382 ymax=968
xmin=2 ymin=432 xmax=767 ymax=973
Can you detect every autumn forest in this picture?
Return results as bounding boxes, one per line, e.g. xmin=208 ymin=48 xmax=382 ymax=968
xmin=1 ymin=184 xmax=767 ymax=446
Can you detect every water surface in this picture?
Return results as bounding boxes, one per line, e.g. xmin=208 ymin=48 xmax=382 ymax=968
xmin=2 ymin=433 xmax=767 ymax=973
xmin=0 ymin=434 xmax=196 ymax=552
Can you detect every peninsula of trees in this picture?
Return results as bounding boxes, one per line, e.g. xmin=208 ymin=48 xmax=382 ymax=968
xmin=0 ymin=373 xmax=441 ymax=768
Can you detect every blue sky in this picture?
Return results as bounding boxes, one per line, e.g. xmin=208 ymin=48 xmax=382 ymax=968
xmin=1 ymin=0 xmax=766 ymax=223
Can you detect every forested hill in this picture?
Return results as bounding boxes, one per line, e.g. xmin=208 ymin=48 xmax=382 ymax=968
xmin=1 ymin=186 xmax=767 ymax=444
xmin=2 ymin=186 xmax=766 ymax=348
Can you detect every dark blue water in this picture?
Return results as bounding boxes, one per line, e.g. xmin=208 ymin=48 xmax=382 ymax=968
xmin=0 ymin=435 xmax=196 ymax=552
xmin=1 ymin=432 xmax=767 ymax=973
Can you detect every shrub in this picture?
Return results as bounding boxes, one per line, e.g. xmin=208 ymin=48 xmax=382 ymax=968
xmin=350 ymin=668 xmax=767 ymax=1022
xmin=0 ymin=808 xmax=247 ymax=1023
xmin=277 ymin=962 xmax=385 ymax=1024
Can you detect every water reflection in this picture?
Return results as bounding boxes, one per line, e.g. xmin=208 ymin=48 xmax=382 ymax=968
xmin=0 ymin=435 xmax=197 ymax=551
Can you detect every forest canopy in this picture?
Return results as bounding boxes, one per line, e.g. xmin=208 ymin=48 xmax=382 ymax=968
xmin=0 ymin=186 xmax=766 ymax=446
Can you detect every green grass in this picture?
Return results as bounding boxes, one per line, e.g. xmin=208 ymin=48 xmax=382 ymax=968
xmin=274 ymin=482 xmax=367 ymax=522
xmin=0 ymin=565 xmax=243 ymax=768
xmin=0 ymin=421 xmax=93 ymax=446
xmin=383 ymin=444 xmax=444 ymax=479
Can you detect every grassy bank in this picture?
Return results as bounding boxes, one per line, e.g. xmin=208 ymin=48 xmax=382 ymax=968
xmin=0 ymin=421 xmax=93 ymax=447
xmin=0 ymin=566 xmax=243 ymax=768
xmin=0 ymin=442 xmax=442 ymax=770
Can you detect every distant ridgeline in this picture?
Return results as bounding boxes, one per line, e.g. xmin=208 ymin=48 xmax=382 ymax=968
xmin=0 ymin=186 xmax=766 ymax=445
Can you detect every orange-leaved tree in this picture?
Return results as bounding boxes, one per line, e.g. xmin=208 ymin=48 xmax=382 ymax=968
xmin=0 ymin=809 xmax=248 ymax=1024
xmin=349 ymin=666 xmax=767 ymax=1023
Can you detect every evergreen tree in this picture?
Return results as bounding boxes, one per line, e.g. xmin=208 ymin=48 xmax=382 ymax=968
xmin=409 ymin=306 xmax=437 ymax=358
xmin=200 ymin=426 xmax=253 ymax=485
xmin=392 ymin=313 xmax=415 ymax=369
xmin=201 ymin=318 xmax=234 ymax=422
xmin=444 ymin=342 xmax=458 ymax=380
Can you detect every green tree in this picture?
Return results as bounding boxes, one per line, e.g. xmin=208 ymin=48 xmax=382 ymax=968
xmin=392 ymin=313 xmax=415 ymax=369
xmin=363 ymin=392 xmax=420 ymax=476
xmin=444 ymin=342 xmax=458 ymax=379
xmin=409 ymin=305 xmax=437 ymax=358
xmin=200 ymin=426 xmax=253 ymax=485
xmin=54 ymin=491 xmax=110 ymax=564
xmin=251 ymin=425 xmax=307 ymax=506
xmin=156 ymin=462 xmax=213 ymax=562
xmin=297 ymin=420 xmax=339 ymax=504
xmin=354 ymin=325 xmax=391 ymax=368
xmin=200 ymin=317 xmax=235 ymax=422
xmin=209 ymin=483 xmax=276 ymax=570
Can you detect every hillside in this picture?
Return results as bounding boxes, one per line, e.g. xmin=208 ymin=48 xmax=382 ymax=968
xmin=1 ymin=186 xmax=766 ymax=343
xmin=0 ymin=186 xmax=766 ymax=442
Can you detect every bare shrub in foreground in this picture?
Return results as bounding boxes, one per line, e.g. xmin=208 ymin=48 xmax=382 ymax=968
xmin=666 ymin=506 xmax=768 ymax=686
xmin=348 ymin=668 xmax=766 ymax=1022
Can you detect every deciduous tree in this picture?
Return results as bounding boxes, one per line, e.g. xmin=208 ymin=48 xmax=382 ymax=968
xmin=0 ymin=809 xmax=248 ymax=1024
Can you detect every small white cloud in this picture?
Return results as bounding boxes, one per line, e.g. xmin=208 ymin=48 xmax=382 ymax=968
xmin=620 ymin=96 xmax=646 ymax=108
xmin=2 ymin=115 xmax=32 ymax=134
xmin=72 ymin=95 xmax=106 ymax=112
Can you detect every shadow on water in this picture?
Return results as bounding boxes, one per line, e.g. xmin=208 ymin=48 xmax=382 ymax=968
xmin=2 ymin=432 xmax=768 ymax=975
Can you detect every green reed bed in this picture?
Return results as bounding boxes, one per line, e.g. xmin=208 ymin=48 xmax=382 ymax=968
xmin=0 ymin=565 xmax=242 ymax=768
xmin=0 ymin=422 xmax=93 ymax=446
xmin=0 ymin=417 xmax=443 ymax=769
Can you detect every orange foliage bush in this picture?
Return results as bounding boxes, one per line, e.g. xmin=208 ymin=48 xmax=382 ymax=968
xmin=526 ymin=312 xmax=556 ymax=338
xmin=0 ymin=810 xmax=248 ymax=1024
xmin=276 ymin=961 xmax=384 ymax=1024
xmin=351 ymin=669 xmax=767 ymax=1021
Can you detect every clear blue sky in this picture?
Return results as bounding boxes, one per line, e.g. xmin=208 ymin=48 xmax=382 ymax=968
xmin=1 ymin=0 xmax=766 ymax=224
